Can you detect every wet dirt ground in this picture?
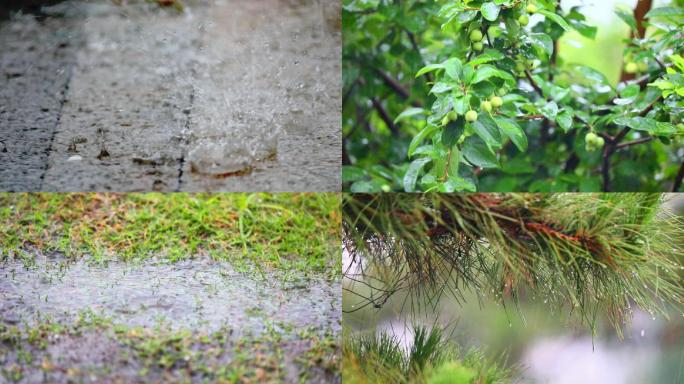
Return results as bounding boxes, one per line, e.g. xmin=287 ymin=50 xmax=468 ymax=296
xmin=0 ymin=0 xmax=341 ymax=192
xmin=0 ymin=252 xmax=341 ymax=383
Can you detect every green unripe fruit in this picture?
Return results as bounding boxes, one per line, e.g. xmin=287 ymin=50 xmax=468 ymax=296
xmin=490 ymin=96 xmax=503 ymax=108
xmin=381 ymin=184 xmax=391 ymax=193
xmin=472 ymin=42 xmax=484 ymax=51
xmin=526 ymin=4 xmax=537 ymax=13
xmin=625 ymin=62 xmax=638 ymax=74
xmin=481 ymin=100 xmax=492 ymax=112
xmin=465 ymin=110 xmax=478 ymax=122
xmin=442 ymin=116 xmax=449 ymax=126
xmin=515 ymin=62 xmax=526 ymax=72
xmin=487 ymin=25 xmax=500 ymax=38
xmin=595 ymin=136 xmax=605 ymax=149
xmin=638 ymin=62 xmax=648 ymax=72
xmin=518 ymin=15 xmax=529 ymax=26
xmin=678 ymin=123 xmax=684 ymax=132
xmin=447 ymin=111 xmax=458 ymax=121
xmin=585 ymin=132 xmax=598 ymax=144
xmin=469 ymin=29 xmax=483 ymax=42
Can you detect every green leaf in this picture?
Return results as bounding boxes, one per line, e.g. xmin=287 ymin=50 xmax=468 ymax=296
xmin=408 ymin=124 xmax=439 ymax=157
xmin=403 ymin=157 xmax=432 ymax=192
xmin=350 ymin=180 xmax=382 ymax=193
xmin=442 ymin=119 xmax=465 ymax=147
xmin=447 ymin=147 xmax=460 ymax=181
xmin=572 ymin=65 xmax=611 ymax=88
xmin=394 ymin=107 xmax=425 ymax=124
xmin=342 ymin=166 xmax=366 ymax=182
xmin=472 ymin=113 xmax=502 ymax=148
xmin=556 ymin=110 xmax=573 ymax=133
xmin=495 ymin=117 xmax=527 ymax=151
xmin=463 ymin=137 xmax=499 ymax=168
xmin=442 ymin=176 xmax=476 ymax=192
xmin=615 ymin=7 xmax=637 ymax=31
xmin=416 ymin=63 xmax=443 ymax=78
xmin=540 ymin=101 xmax=559 ymax=119
xmin=453 ymin=95 xmax=469 ymax=115
xmin=480 ymin=2 xmax=501 ymax=21
xmin=613 ymin=117 xmax=678 ymax=136
xmin=528 ymin=33 xmax=554 ymax=57
xmin=471 ymin=65 xmax=515 ymax=86
xmin=467 ymin=53 xmax=501 ymax=67
xmin=430 ymin=82 xmax=453 ymax=94
xmin=646 ymin=7 xmax=684 ymax=18
xmin=443 ymin=58 xmax=463 ymax=80
xmin=568 ymin=19 xmax=597 ymax=39
xmin=538 ymin=9 xmax=571 ymax=31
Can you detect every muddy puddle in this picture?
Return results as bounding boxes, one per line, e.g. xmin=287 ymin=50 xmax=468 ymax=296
xmin=0 ymin=253 xmax=340 ymax=336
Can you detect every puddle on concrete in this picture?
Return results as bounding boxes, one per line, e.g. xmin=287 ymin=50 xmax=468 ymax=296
xmin=0 ymin=253 xmax=340 ymax=336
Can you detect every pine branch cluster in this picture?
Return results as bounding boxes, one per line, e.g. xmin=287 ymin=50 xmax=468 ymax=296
xmin=343 ymin=193 xmax=684 ymax=336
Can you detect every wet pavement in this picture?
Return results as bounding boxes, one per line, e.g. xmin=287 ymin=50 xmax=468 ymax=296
xmin=0 ymin=0 xmax=341 ymax=192
xmin=0 ymin=254 xmax=341 ymax=334
xmin=0 ymin=252 xmax=341 ymax=383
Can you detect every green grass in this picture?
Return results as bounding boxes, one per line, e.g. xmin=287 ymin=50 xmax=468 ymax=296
xmin=0 ymin=311 xmax=339 ymax=383
xmin=0 ymin=193 xmax=340 ymax=275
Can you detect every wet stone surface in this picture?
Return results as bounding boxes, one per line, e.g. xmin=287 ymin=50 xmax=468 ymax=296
xmin=0 ymin=15 xmax=78 ymax=192
xmin=0 ymin=253 xmax=341 ymax=383
xmin=0 ymin=0 xmax=341 ymax=192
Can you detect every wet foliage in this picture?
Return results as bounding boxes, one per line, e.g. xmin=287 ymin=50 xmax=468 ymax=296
xmin=342 ymin=0 xmax=684 ymax=192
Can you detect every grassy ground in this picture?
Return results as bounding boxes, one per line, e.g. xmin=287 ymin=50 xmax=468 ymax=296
xmin=1 ymin=310 xmax=339 ymax=383
xmin=0 ymin=193 xmax=341 ymax=383
xmin=0 ymin=193 xmax=340 ymax=276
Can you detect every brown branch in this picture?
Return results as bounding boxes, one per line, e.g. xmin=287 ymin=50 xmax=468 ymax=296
xmin=374 ymin=69 xmax=409 ymax=99
xmin=342 ymin=138 xmax=351 ymax=165
xmin=405 ymin=30 xmax=433 ymax=83
xmin=615 ymin=136 xmax=652 ymax=149
xmin=672 ymin=160 xmax=684 ymax=192
xmin=602 ymin=146 xmax=612 ymax=192
xmin=371 ymin=97 xmax=399 ymax=136
xmin=516 ymin=114 xmax=545 ymax=120
xmin=524 ymin=70 xmax=545 ymax=98
xmin=343 ymin=77 xmax=359 ymax=106
xmin=373 ymin=68 xmax=422 ymax=108
xmin=620 ymin=0 xmax=653 ymax=82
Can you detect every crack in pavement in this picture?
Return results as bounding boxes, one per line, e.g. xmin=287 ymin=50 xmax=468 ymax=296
xmin=0 ymin=13 xmax=79 ymax=191
xmin=40 ymin=63 xmax=74 ymax=191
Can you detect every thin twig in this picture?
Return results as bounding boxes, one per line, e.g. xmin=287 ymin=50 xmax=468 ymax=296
xmin=616 ymin=136 xmax=652 ymax=149
xmin=672 ymin=160 xmax=684 ymax=192
xmin=524 ymin=70 xmax=545 ymax=98
xmin=371 ymin=97 xmax=399 ymax=136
